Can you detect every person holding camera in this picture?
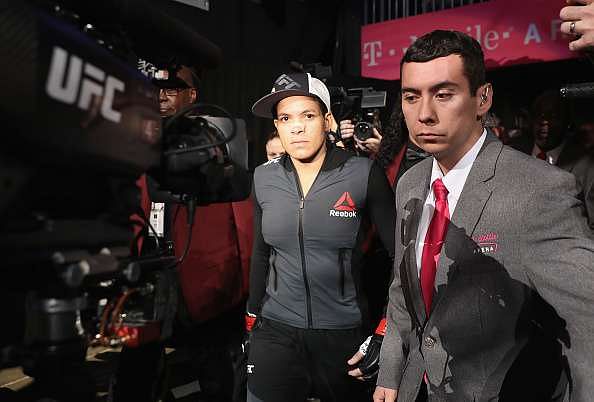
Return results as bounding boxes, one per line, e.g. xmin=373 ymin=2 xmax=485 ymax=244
xmin=339 ymin=118 xmax=384 ymax=156
xmin=114 ymin=65 xmax=252 ymax=402
xmin=246 ymin=72 xmax=396 ymax=402
xmin=338 ymin=100 xmax=432 ymax=186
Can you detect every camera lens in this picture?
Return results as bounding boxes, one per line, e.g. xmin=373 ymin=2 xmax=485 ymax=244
xmin=354 ymin=122 xmax=373 ymax=141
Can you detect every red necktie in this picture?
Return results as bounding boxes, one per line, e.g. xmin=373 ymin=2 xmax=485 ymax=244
xmin=420 ymin=179 xmax=450 ymax=316
xmin=536 ymin=150 xmax=546 ymax=160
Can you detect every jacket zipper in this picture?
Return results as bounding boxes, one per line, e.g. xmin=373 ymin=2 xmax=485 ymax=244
xmin=338 ymin=248 xmax=345 ymax=297
xmin=294 ymin=172 xmax=313 ymax=329
xmin=270 ymin=248 xmax=278 ymax=291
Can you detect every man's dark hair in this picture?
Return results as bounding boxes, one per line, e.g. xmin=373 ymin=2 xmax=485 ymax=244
xmin=401 ymin=30 xmax=486 ymax=95
xmin=271 ymin=97 xmax=328 ymax=119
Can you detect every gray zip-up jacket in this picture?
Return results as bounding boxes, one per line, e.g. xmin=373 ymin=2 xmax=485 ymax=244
xmin=248 ymin=146 xmax=395 ymax=329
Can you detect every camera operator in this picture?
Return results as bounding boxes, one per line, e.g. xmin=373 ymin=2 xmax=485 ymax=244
xmin=112 ymin=65 xmax=252 ymax=402
xmin=560 ymin=0 xmax=594 ymax=51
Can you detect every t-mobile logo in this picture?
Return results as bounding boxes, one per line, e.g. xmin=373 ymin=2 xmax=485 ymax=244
xmin=363 ymin=41 xmax=382 ymax=67
xmin=46 ymin=46 xmax=125 ymax=123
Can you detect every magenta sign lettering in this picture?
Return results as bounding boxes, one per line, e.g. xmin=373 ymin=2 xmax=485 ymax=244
xmin=361 ymin=0 xmax=576 ymax=80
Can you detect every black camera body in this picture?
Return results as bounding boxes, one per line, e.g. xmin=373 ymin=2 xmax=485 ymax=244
xmin=354 ymin=116 xmax=376 ymax=142
xmin=331 ymin=87 xmax=387 ymax=143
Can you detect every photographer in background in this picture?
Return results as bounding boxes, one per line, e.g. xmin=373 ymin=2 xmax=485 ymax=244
xmin=338 ymin=96 xmax=430 ymax=189
xmin=113 ymin=65 xmax=252 ymax=402
xmin=560 ymin=0 xmax=594 ymax=52
xmin=339 ymin=116 xmax=383 ymax=156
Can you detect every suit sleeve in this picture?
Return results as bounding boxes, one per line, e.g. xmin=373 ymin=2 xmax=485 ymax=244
xmin=376 ymin=174 xmax=414 ymax=390
xmin=247 ymin=181 xmax=270 ymax=315
xmin=572 ymin=155 xmax=594 ymax=231
xmin=521 ymin=170 xmax=594 ymax=401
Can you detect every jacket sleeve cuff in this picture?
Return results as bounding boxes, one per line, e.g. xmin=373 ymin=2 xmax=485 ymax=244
xmin=376 ymin=367 xmax=403 ymax=390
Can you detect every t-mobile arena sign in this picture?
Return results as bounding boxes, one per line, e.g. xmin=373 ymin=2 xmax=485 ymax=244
xmin=361 ymin=0 xmax=576 ymax=80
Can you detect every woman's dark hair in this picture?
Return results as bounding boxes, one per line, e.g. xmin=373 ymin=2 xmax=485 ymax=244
xmin=267 ymin=129 xmax=279 ymax=142
xmin=401 ymin=30 xmax=486 ymax=95
xmin=376 ymin=96 xmax=407 ymax=169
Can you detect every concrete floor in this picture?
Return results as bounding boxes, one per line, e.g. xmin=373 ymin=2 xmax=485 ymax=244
xmin=0 ymin=346 xmax=120 ymax=401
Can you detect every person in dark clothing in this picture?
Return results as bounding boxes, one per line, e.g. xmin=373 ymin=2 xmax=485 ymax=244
xmin=511 ymin=89 xmax=594 ymax=229
xmin=246 ymin=72 xmax=396 ymax=402
xmin=112 ymin=65 xmax=251 ymax=402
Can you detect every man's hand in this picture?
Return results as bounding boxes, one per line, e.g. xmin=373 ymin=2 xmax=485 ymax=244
xmin=354 ymin=127 xmax=382 ymax=156
xmin=339 ymin=119 xmax=356 ymax=141
xmin=560 ymin=0 xmax=594 ymax=51
xmin=373 ymin=386 xmax=398 ymax=402
xmin=339 ymin=119 xmax=383 ymax=155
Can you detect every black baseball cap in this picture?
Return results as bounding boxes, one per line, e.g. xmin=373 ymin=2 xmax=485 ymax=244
xmin=252 ymin=72 xmax=331 ymax=119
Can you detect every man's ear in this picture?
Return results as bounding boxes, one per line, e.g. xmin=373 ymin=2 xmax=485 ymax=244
xmin=189 ymin=88 xmax=197 ymax=104
xmin=477 ymin=83 xmax=492 ymax=119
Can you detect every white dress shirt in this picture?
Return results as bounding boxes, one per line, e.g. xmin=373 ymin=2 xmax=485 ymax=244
xmin=531 ymin=142 xmax=564 ymax=165
xmin=415 ymin=130 xmax=487 ymax=276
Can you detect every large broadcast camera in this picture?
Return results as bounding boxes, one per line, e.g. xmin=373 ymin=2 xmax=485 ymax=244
xmin=0 ymin=1 xmax=250 ymax=400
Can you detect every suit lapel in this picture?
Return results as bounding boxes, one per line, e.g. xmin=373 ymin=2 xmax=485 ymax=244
xmin=401 ymin=159 xmax=432 ymax=325
xmin=433 ymin=134 xmax=502 ymax=305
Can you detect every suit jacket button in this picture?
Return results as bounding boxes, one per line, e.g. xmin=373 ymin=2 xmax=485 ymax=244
xmin=424 ymin=336 xmax=436 ymax=348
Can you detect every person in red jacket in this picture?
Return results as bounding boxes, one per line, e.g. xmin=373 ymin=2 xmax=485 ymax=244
xmin=113 ymin=65 xmax=252 ymax=402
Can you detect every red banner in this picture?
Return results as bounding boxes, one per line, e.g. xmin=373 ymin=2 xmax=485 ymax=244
xmin=361 ymin=0 xmax=576 ymax=80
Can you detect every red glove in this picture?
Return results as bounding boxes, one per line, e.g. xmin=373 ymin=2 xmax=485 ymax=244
xmin=245 ymin=312 xmax=257 ymax=332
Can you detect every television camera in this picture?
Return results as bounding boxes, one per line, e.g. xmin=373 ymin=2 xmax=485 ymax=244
xmin=0 ymin=1 xmax=250 ymax=400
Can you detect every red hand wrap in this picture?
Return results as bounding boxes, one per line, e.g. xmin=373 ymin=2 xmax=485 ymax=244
xmin=245 ymin=314 xmax=256 ymax=332
xmin=374 ymin=318 xmax=387 ymax=336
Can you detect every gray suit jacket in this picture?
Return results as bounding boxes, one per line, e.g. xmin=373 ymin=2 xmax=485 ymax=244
xmin=377 ymin=133 xmax=594 ymax=402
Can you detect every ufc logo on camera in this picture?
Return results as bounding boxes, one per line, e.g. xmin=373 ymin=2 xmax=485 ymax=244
xmin=46 ymin=46 xmax=125 ymax=123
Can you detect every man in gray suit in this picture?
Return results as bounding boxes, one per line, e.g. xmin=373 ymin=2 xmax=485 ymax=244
xmin=374 ymin=30 xmax=594 ymax=402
